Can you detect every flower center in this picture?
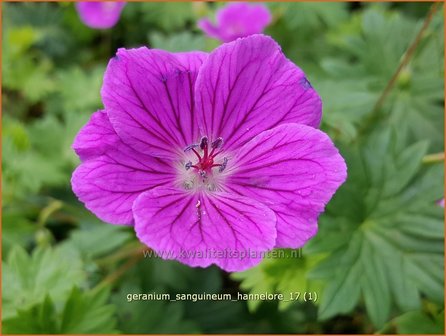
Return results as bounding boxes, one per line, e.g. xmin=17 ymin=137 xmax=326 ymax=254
xmin=184 ymin=136 xmax=228 ymax=178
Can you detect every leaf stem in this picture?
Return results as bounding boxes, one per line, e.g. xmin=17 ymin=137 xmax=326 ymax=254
xmin=95 ymin=242 xmax=146 ymax=266
xmin=422 ymin=152 xmax=445 ymax=164
xmin=359 ymin=2 xmax=441 ymax=136
xmin=95 ymin=252 xmax=144 ymax=291
xmin=374 ymin=3 xmax=440 ymax=111
xmin=37 ymin=199 xmax=63 ymax=228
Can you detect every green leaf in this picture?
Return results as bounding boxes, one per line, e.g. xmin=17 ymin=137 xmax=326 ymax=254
xmin=2 ymin=209 xmax=36 ymax=255
xmin=3 ymin=287 xmax=119 ymax=334
xmin=316 ymin=78 xmax=379 ymax=141
xmin=4 ymin=26 xmax=42 ymax=56
xmin=388 ymin=11 xmax=444 ymax=150
xmin=2 ymin=50 xmax=56 ymax=103
xmin=322 ymin=8 xmax=444 ymax=147
xmin=138 ymin=2 xmax=195 ymax=31
xmin=394 ymin=310 xmax=444 ymax=334
xmin=279 ymin=3 xmax=348 ymax=31
xmin=2 ymin=295 xmax=59 ymax=334
xmin=67 ymin=224 xmax=132 ymax=259
xmin=1 ymin=118 xmax=30 ymax=151
xmin=313 ymin=233 xmax=363 ymax=319
xmin=126 ymin=256 xmax=222 ymax=294
xmin=60 ymin=287 xmax=119 ymax=333
xmin=2 ymin=111 xmax=92 ymax=200
xmin=331 ymin=8 xmax=419 ymax=79
xmin=56 ymin=65 xmax=104 ymax=115
xmin=111 ymin=258 xmax=219 ymax=333
xmin=113 ymin=284 xmax=200 ymax=333
xmin=3 ymin=2 xmax=71 ymax=58
xmin=232 ymin=250 xmax=324 ymax=311
xmin=2 ymin=245 xmax=85 ymax=319
xmin=149 ymin=32 xmax=205 ymax=52
xmin=308 ymin=129 xmax=444 ymax=328
xmin=2 ymin=116 xmax=75 ymax=200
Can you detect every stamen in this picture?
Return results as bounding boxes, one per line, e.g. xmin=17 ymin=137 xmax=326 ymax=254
xmin=184 ymin=144 xmax=202 ymax=161
xmin=210 ymin=150 xmax=223 ymax=159
xmin=200 ymin=136 xmax=209 ymax=159
xmin=219 ymin=157 xmax=228 ymax=172
xmin=209 ymin=137 xmax=224 ymax=157
xmin=184 ymin=144 xmax=199 ymax=152
xmin=183 ymin=136 xmax=228 ymax=179
xmin=211 ymin=137 xmax=224 ymax=149
xmin=199 ymin=136 xmax=208 ymax=150
xmin=191 ymin=148 xmax=202 ymax=161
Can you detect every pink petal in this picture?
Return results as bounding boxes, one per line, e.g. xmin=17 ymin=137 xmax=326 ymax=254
xmin=195 ymin=34 xmax=321 ymax=151
xmin=75 ymin=2 xmax=125 ymax=29
xmin=216 ymin=3 xmax=272 ymax=42
xmin=72 ymin=110 xmax=119 ymax=161
xmin=197 ymin=18 xmax=222 ymax=40
xmin=71 ymin=113 xmax=175 ymax=225
xmin=102 ymin=48 xmax=208 ymax=159
xmin=133 ymin=187 xmax=277 ymax=272
xmin=226 ymin=123 xmax=347 ymax=248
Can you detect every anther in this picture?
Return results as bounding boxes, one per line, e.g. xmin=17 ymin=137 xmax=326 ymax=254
xmin=183 ymin=136 xmax=227 ymax=178
xmin=184 ymin=144 xmax=199 ymax=152
xmin=211 ymin=137 xmax=224 ymax=149
xmin=219 ymin=157 xmax=228 ymax=172
xmin=199 ymin=136 xmax=208 ymax=150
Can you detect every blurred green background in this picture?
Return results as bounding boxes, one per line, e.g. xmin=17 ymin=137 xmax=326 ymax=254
xmin=2 ymin=1 xmax=444 ymax=334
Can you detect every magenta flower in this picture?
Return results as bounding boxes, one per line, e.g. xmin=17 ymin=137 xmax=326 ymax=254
xmin=72 ymin=35 xmax=347 ymax=271
xmin=198 ymin=2 xmax=272 ymax=42
xmin=75 ymin=1 xmax=126 ymax=29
